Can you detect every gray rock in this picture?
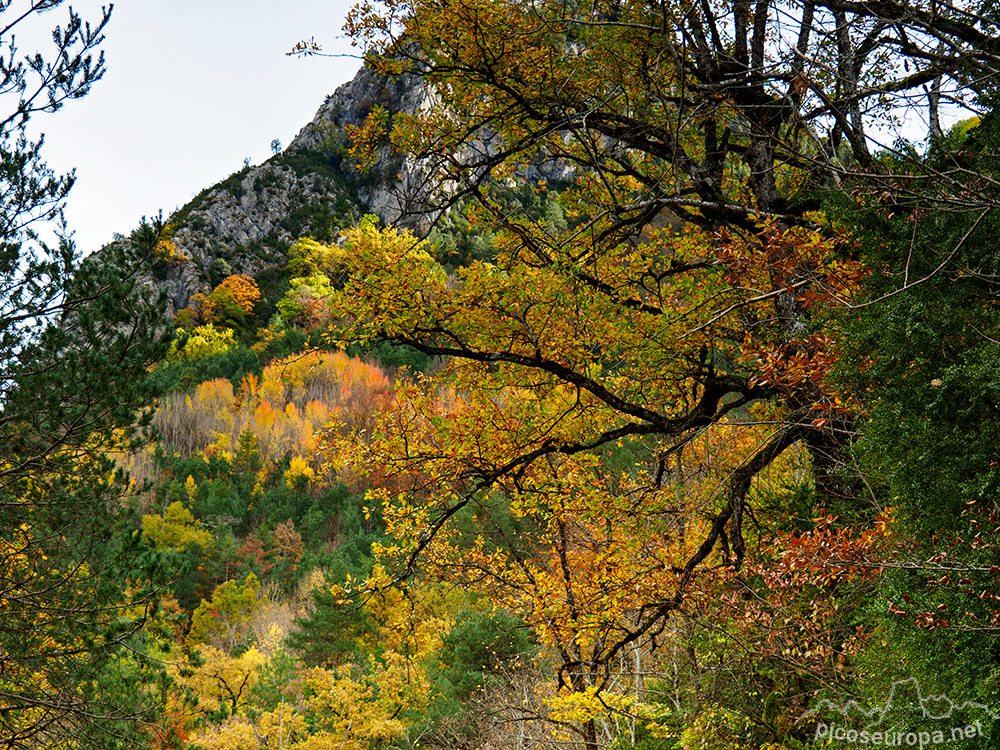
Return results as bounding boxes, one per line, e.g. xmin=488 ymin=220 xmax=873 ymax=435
xmin=103 ymin=58 xmax=575 ymax=318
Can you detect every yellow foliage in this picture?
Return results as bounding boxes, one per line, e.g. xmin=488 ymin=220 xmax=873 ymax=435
xmin=188 ymin=574 xmax=262 ymax=651
xmin=184 ymin=474 xmax=198 ymax=502
xmin=680 ymin=704 xmax=754 ymax=750
xmin=547 ymin=686 xmax=628 ymax=725
xmin=355 ymin=565 xmax=461 ymax=656
xmin=284 ymin=456 xmax=315 ymax=489
xmin=214 ymin=274 xmax=261 ymax=315
xmin=341 ymin=215 xmax=435 ymax=265
xmin=181 ymin=575 xmax=448 ymax=750
xmin=141 ymin=501 xmax=212 ymax=551
xmin=154 ymin=351 xmax=392 ymax=484
xmin=189 ymin=718 xmax=261 ymax=750
xmin=167 ymin=323 xmax=235 ymax=362
xmin=155 ymin=237 xmax=187 ymax=262
xmin=286 ymin=236 xmax=348 ymax=277
xmin=300 ymin=661 xmax=418 ymax=750
xmin=277 ymin=273 xmax=337 ymax=328
xmin=174 ymin=645 xmax=266 ymax=716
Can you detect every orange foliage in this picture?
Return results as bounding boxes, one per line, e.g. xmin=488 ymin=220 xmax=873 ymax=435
xmin=237 ymin=535 xmax=272 ymax=575
xmin=213 ymin=274 xmax=261 ymax=315
xmin=153 ymin=351 xmax=393 ymax=483
xmin=273 ymin=520 xmax=304 ymax=563
xmin=692 ymin=510 xmax=897 ymax=688
xmin=338 ymin=377 xmax=810 ymax=701
xmin=174 ymin=292 xmax=213 ymax=328
xmin=155 ymin=237 xmax=188 ymax=263
xmin=175 ymin=274 xmax=262 ymax=329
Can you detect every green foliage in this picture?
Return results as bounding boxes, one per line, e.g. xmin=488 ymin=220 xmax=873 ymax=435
xmin=0 ymin=18 xmax=175 ymax=725
xmin=276 ymin=271 xmax=336 ymax=325
xmin=168 ymin=323 xmax=236 ymax=362
xmin=248 ymin=266 xmax=291 ymax=330
xmin=834 ymin=126 xmax=1000 ymax=735
xmin=347 ymin=339 xmax=433 ymax=373
xmin=607 ymin=723 xmax=679 ymax=750
xmin=426 ymin=206 xmax=497 ymax=266
xmin=0 ymin=238 xmax=172 ymax=738
xmin=287 ymin=585 xmax=378 ymax=667
xmin=143 ymin=501 xmax=214 ymax=551
xmin=278 ymin=194 xmax=348 ymax=241
xmin=246 ymin=647 xmax=300 ymax=715
xmin=274 ymin=147 xmax=353 ymax=185
xmin=234 ymin=430 xmax=264 ymax=476
xmin=426 ymin=182 xmax=570 ymax=268
xmin=253 ymin=324 xmax=309 ymax=362
xmin=433 ymin=610 xmax=538 ymax=700
xmin=756 ymin=481 xmax=818 ymax=534
xmin=266 ymin=150 xmax=359 ymax=241
xmin=148 ymin=436 xmax=385 ymax=608
xmin=170 ymin=541 xmax=217 ymax=614
xmin=149 ymin=342 xmax=262 ymax=393
xmin=839 ymin=194 xmax=1000 ymax=534
xmin=679 ymin=704 xmax=754 ymax=750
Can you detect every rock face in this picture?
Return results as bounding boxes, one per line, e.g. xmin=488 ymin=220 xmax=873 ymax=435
xmin=289 ymin=64 xmax=442 ymax=230
xmin=133 ymin=58 xmax=573 ymax=316
xmin=148 ymin=62 xmax=434 ymax=315
xmin=288 ymin=61 xmax=573 ymax=231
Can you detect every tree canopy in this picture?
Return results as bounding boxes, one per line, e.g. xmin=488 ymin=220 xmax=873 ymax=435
xmin=3 ymin=0 xmax=1000 ymax=745
xmin=279 ymin=0 xmax=1000 ymax=744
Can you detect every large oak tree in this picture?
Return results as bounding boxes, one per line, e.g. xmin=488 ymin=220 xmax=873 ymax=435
xmin=305 ymin=0 xmax=1000 ymax=744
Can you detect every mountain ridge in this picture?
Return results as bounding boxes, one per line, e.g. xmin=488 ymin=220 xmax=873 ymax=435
xmin=138 ymin=61 xmax=435 ymax=317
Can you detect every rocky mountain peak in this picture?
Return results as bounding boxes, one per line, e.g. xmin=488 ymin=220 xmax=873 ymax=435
xmin=144 ymin=63 xmax=433 ymax=315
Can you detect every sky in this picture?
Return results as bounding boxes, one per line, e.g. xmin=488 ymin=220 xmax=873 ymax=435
xmin=19 ymin=0 xmax=362 ymax=254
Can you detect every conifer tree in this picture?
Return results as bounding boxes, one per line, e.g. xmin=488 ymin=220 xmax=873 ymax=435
xmin=0 ymin=4 xmax=171 ymax=747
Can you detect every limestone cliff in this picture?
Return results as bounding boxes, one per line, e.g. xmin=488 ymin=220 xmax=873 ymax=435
xmin=149 ymin=62 xmax=431 ymax=315
xmin=133 ymin=58 xmax=570 ymax=316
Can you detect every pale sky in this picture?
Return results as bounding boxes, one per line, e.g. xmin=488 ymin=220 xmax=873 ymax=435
xmin=20 ymin=0 xmax=361 ymax=254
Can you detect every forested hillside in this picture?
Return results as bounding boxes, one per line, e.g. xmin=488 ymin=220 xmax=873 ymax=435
xmin=4 ymin=0 xmax=1000 ymax=748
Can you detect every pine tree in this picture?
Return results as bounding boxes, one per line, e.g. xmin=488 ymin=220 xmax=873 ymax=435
xmin=0 ymin=4 xmax=172 ymax=747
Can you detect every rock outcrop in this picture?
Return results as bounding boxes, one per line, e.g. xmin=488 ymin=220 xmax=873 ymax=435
xmin=126 ymin=57 xmax=572 ymax=316
xmin=146 ymin=62 xmax=434 ymax=314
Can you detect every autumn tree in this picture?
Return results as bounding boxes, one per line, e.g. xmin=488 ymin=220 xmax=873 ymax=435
xmin=297 ymin=0 xmax=1000 ymax=741
xmin=183 ymin=571 xmax=463 ymax=750
xmin=329 ymin=0 xmax=974 ymax=597
xmin=344 ymin=0 xmax=1000 ymax=217
xmin=319 ymin=212 xmax=853 ymax=697
xmin=176 ymin=274 xmax=261 ymax=329
xmin=189 ymin=574 xmax=263 ymax=652
xmin=211 ymin=273 xmax=261 ymax=322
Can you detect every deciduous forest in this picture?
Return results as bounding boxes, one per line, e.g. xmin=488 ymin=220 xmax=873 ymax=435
xmin=3 ymin=0 xmax=1000 ymax=748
